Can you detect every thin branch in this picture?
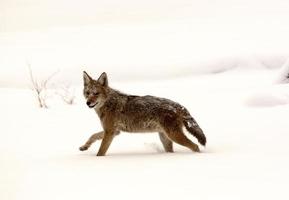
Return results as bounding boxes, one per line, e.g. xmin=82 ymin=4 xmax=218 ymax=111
xmin=42 ymin=69 xmax=60 ymax=89
xmin=57 ymin=85 xmax=76 ymax=105
xmin=27 ymin=63 xmax=58 ymax=108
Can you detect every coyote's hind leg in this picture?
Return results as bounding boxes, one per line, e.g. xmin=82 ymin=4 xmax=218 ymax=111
xmin=158 ymin=132 xmax=173 ymax=152
xmin=161 ymin=114 xmax=200 ymax=153
xmin=165 ymin=129 xmax=200 ymax=152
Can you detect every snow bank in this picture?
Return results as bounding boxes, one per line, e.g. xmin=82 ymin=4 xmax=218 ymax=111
xmin=275 ymin=58 xmax=289 ymax=84
xmin=1 ymin=69 xmax=289 ymax=200
xmin=2 ymin=0 xmax=289 ymax=87
xmin=246 ymin=92 xmax=289 ymax=107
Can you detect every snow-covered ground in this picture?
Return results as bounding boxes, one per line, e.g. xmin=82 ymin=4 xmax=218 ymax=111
xmin=2 ymin=0 xmax=289 ymax=199
xmin=1 ymin=68 xmax=289 ymax=200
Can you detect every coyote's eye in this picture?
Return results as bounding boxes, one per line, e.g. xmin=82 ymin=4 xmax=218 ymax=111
xmin=85 ymin=91 xmax=90 ymax=96
xmin=93 ymin=92 xmax=99 ymax=96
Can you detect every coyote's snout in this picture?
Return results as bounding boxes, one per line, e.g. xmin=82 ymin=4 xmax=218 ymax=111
xmin=80 ymin=71 xmax=206 ymax=156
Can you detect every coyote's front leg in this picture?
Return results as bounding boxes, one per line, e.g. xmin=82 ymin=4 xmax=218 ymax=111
xmin=96 ymin=130 xmax=117 ymax=156
xmin=79 ymin=131 xmax=104 ymax=151
xmin=79 ymin=130 xmax=120 ymax=151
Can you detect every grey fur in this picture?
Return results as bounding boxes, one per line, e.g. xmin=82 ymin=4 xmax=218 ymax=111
xmin=80 ymin=71 xmax=206 ymax=156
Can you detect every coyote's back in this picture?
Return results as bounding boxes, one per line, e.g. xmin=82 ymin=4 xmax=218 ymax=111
xmin=79 ymin=71 xmax=206 ymax=156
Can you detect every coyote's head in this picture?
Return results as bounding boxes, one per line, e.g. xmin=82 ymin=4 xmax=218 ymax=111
xmin=83 ymin=71 xmax=108 ymax=109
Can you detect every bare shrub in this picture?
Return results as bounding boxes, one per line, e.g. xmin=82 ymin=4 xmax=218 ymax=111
xmin=28 ymin=64 xmax=58 ymax=108
xmin=57 ymin=85 xmax=76 ymax=105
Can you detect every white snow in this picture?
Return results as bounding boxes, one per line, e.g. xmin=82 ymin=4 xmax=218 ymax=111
xmin=1 ymin=69 xmax=289 ymax=200
xmin=275 ymin=58 xmax=289 ymax=84
xmin=2 ymin=0 xmax=289 ymax=199
xmin=1 ymin=0 xmax=289 ymax=87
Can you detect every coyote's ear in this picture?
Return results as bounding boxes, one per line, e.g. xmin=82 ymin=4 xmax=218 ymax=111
xmin=97 ymin=72 xmax=108 ymax=87
xmin=83 ymin=71 xmax=92 ymax=85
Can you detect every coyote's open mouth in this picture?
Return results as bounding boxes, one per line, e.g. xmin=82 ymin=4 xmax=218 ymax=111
xmin=88 ymin=102 xmax=98 ymax=108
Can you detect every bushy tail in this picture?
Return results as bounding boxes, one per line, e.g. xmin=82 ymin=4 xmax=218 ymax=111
xmin=183 ymin=117 xmax=206 ymax=146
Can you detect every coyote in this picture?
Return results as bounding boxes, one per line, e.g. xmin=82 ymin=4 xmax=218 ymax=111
xmin=79 ymin=72 xmax=206 ymax=156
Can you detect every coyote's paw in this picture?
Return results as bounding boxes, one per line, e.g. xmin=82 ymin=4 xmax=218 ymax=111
xmin=193 ymin=145 xmax=200 ymax=153
xmin=79 ymin=146 xmax=88 ymax=151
